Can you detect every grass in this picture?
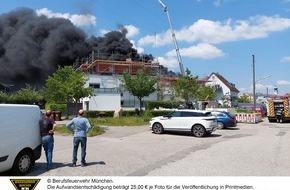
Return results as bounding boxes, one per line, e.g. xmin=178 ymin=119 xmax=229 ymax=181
xmin=55 ymin=116 xmax=150 ymax=137
xmin=89 ymin=116 xmax=149 ymax=126
xmin=55 ymin=124 xmax=105 ymax=137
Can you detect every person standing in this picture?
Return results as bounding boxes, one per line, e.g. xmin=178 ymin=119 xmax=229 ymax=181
xmin=276 ymin=109 xmax=283 ymax=123
xmin=39 ymin=110 xmax=58 ymax=170
xmin=66 ymin=109 xmax=92 ymax=167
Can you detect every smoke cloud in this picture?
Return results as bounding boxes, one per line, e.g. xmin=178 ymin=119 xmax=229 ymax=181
xmin=0 ymin=8 xmax=153 ymax=90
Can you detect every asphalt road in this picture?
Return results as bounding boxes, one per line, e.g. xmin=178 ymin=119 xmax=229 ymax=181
xmin=18 ymin=120 xmax=290 ymax=176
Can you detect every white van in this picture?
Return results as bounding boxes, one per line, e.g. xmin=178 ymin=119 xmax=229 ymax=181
xmin=0 ymin=104 xmax=42 ymax=175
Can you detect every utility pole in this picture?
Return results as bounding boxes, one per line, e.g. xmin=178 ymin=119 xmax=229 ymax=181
xmin=252 ymin=54 xmax=256 ymax=114
xmin=158 ymin=0 xmax=185 ymax=76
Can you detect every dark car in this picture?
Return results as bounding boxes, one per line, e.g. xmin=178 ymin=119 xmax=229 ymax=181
xmin=211 ymin=111 xmax=237 ymax=129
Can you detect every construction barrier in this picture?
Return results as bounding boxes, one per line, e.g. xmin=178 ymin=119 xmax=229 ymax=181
xmin=235 ymin=113 xmax=262 ymax=123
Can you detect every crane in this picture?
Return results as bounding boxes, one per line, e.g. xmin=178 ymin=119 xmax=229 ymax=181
xmin=158 ymin=0 xmax=185 ymax=76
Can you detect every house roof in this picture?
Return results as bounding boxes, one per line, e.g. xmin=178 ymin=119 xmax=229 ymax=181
xmin=208 ymin=72 xmax=240 ymax=93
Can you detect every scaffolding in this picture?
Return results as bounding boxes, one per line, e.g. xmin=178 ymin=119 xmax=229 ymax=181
xmin=74 ymin=51 xmax=160 ymax=76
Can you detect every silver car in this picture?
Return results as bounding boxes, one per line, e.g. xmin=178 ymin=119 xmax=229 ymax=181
xmin=149 ymin=109 xmax=218 ymax=137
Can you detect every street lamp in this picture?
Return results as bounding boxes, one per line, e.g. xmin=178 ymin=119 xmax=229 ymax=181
xmin=252 ymin=55 xmax=270 ymax=113
xmin=252 ymin=55 xmax=256 ymax=113
xmin=255 ymin=76 xmax=271 ymax=83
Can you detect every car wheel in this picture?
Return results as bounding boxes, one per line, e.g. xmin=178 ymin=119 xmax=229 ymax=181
xmin=12 ymin=150 xmax=33 ymax=175
xmin=152 ymin=123 xmax=164 ymax=134
xmin=192 ymin=125 xmax=206 ymax=137
xmin=217 ymin=122 xmax=224 ymax=129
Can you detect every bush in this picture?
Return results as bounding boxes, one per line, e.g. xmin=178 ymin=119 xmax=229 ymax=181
xmin=47 ymin=103 xmax=67 ymax=116
xmin=145 ymin=100 xmax=180 ymax=110
xmin=121 ymin=110 xmax=135 ymax=117
xmin=150 ymin=110 xmax=172 ymax=117
xmin=84 ymin=110 xmax=114 ymax=118
xmin=235 ymin=108 xmax=253 ymax=114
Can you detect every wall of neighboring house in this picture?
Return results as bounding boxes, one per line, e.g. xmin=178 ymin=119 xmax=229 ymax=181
xmin=82 ymin=75 xmax=121 ymax=111
xmin=84 ymin=94 xmax=121 ymax=111
xmin=206 ymin=74 xmax=232 ymax=106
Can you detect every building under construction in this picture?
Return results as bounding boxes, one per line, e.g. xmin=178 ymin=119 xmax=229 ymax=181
xmin=74 ymin=51 xmax=160 ymax=76
xmin=74 ymin=51 xmax=161 ymax=111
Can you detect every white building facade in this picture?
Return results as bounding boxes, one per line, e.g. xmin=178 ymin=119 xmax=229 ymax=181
xmin=82 ymin=74 xmax=157 ymax=111
xmin=205 ymin=72 xmax=239 ymax=107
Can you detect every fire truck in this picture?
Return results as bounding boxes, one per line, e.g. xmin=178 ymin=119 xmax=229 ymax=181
xmin=266 ymin=96 xmax=290 ymax=123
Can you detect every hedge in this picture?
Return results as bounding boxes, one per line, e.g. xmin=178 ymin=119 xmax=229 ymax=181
xmin=145 ymin=100 xmax=181 ymax=110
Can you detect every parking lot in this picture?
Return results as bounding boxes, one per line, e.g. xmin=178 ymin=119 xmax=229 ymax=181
xmin=12 ymin=119 xmax=290 ymax=176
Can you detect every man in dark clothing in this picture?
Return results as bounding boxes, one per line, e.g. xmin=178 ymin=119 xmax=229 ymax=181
xmin=39 ymin=110 xmax=58 ymax=170
xmin=276 ymin=109 xmax=284 ymax=123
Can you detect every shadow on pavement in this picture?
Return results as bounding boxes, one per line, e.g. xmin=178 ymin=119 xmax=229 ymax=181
xmin=152 ymin=131 xmax=222 ymax=138
xmin=1 ymin=160 xmax=107 ymax=176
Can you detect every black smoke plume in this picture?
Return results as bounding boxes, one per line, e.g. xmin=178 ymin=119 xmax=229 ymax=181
xmin=0 ymin=8 xmax=153 ymax=90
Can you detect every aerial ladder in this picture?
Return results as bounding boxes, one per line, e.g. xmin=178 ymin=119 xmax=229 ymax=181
xmin=158 ymin=0 xmax=185 ymax=76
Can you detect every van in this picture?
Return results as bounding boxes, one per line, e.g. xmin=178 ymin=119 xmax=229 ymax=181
xmin=0 ymin=104 xmax=42 ymax=175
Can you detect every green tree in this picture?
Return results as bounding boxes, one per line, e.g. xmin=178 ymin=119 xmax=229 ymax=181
xmin=237 ymin=94 xmax=251 ymax=103
xmin=122 ymin=69 xmax=158 ymax=113
xmin=44 ymin=66 xmax=93 ymax=117
xmin=173 ymin=69 xmax=199 ymax=103
xmin=197 ymin=86 xmax=216 ymax=101
xmin=9 ymin=85 xmax=44 ymax=104
xmin=0 ymin=91 xmax=9 ymax=103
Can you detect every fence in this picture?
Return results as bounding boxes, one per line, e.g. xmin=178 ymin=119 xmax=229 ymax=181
xmin=235 ymin=113 xmax=262 ymax=123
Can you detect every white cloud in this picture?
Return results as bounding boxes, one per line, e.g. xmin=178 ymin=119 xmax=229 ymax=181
xmin=99 ymin=29 xmax=111 ymax=36
xmin=36 ymin=8 xmax=96 ymax=27
xmin=245 ymin=84 xmax=273 ymax=94
xmin=166 ymin=43 xmax=224 ymax=59
xmin=282 ymin=0 xmax=290 ymax=3
xmin=138 ymin=30 xmax=171 ymax=47
xmin=282 ymin=56 xmax=290 ymax=62
xmin=277 ymin=80 xmax=290 ymax=85
xmin=181 ymin=15 xmax=290 ymax=44
xmin=124 ymin=25 xmax=140 ymax=38
xmin=214 ymin=0 xmax=221 ymax=7
xmin=130 ymin=40 xmax=144 ymax=54
xmin=138 ymin=15 xmax=290 ymax=46
xmin=255 ymin=83 xmax=273 ymax=91
xmin=156 ymin=56 xmax=179 ymax=70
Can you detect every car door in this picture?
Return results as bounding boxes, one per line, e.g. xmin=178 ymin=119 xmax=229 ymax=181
xmin=179 ymin=111 xmax=199 ymax=131
xmin=159 ymin=111 xmax=181 ymax=130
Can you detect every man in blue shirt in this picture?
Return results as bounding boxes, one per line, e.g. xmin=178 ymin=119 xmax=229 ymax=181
xmin=66 ymin=109 xmax=92 ymax=167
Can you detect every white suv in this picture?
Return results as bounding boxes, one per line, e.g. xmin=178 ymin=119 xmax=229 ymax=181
xmin=149 ymin=109 xmax=218 ymax=137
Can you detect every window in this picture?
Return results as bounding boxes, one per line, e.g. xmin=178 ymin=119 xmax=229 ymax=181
xmin=168 ymin=111 xmax=181 ymax=117
xmin=89 ymin=83 xmax=100 ymax=89
xmin=181 ymin=111 xmax=195 ymax=117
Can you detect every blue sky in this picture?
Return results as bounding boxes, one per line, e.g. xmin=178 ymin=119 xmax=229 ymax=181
xmin=1 ymin=0 xmax=290 ymax=95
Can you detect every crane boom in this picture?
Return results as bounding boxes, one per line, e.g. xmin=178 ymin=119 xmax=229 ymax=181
xmin=158 ymin=0 xmax=185 ymax=76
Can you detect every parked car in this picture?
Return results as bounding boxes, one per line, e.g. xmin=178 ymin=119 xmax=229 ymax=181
xmin=149 ymin=109 xmax=218 ymax=137
xmin=211 ymin=111 xmax=237 ymax=129
xmin=0 ymin=104 xmax=42 ymax=175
